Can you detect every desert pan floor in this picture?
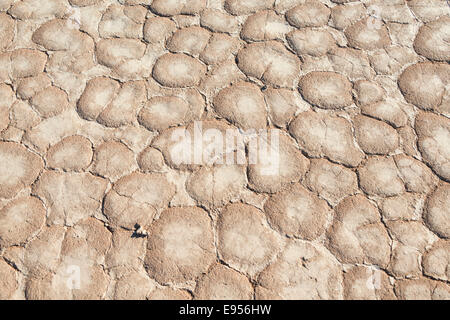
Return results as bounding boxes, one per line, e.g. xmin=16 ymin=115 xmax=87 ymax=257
xmin=0 ymin=0 xmax=449 ymax=300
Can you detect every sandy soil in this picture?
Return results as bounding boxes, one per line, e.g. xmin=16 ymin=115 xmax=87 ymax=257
xmin=0 ymin=0 xmax=449 ymax=300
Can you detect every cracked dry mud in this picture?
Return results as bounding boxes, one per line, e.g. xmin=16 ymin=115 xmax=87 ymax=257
xmin=0 ymin=0 xmax=449 ymax=301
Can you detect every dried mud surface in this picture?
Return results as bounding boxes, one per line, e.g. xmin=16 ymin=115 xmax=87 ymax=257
xmin=0 ymin=0 xmax=449 ymax=300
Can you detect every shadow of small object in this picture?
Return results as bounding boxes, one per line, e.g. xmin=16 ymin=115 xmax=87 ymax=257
xmin=131 ymin=223 xmax=148 ymax=238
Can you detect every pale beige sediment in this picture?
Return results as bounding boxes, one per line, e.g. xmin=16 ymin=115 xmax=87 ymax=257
xmin=256 ymin=240 xmax=343 ymax=300
xmin=194 ymin=264 xmax=254 ymax=300
xmin=289 ymin=111 xmax=364 ymax=167
xmin=299 ymin=72 xmax=353 ymax=109
xmin=326 ymin=195 xmax=391 ymax=268
xmin=304 ymin=159 xmax=358 ymax=206
xmin=0 ymin=142 xmax=43 ymax=199
xmin=248 ymin=130 xmax=310 ymax=194
xmin=91 ymin=140 xmax=137 ymax=181
xmin=353 ymin=115 xmax=399 ymax=155
xmin=103 ymin=172 xmax=175 ymax=229
xmin=237 ymin=41 xmax=301 ymax=88
xmin=46 ymin=135 xmax=93 ymax=171
xmin=145 ymin=207 xmax=215 ymax=284
xmin=0 ymin=196 xmax=46 ymax=248
xmin=213 ymin=81 xmax=267 ymax=130
xmin=0 ymin=0 xmax=449 ymax=301
xmin=33 ymin=171 xmax=108 ymax=226
xmin=286 ymin=2 xmax=330 ymax=28
xmin=415 ymin=113 xmax=450 ymax=182
xmin=264 ymin=183 xmax=330 ymax=240
xmin=0 ymin=259 xmax=18 ymax=299
xmin=343 ymin=266 xmax=395 ymax=300
xmin=218 ymin=203 xmax=282 ymax=277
